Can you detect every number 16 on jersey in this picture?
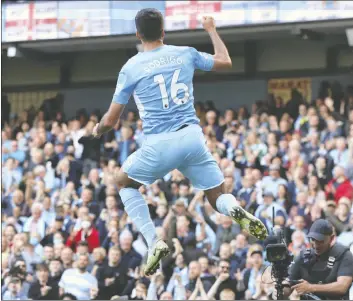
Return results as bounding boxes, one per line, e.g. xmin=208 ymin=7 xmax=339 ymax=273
xmin=154 ymin=69 xmax=190 ymax=109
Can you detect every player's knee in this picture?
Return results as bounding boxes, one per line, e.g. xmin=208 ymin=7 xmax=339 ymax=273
xmin=115 ymin=170 xmax=141 ymax=190
xmin=115 ymin=170 xmax=129 ymax=190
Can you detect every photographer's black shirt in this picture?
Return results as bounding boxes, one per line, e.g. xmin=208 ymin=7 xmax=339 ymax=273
xmin=289 ymin=243 xmax=353 ymax=300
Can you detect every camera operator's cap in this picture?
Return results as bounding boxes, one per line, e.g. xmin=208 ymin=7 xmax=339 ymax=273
xmin=307 ymin=219 xmax=333 ymax=241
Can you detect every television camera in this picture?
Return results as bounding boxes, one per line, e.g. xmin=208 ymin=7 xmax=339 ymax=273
xmin=264 ymin=208 xmax=293 ymax=300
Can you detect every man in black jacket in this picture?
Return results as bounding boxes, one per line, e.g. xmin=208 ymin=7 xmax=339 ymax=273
xmin=2 ymin=94 xmax=10 ymax=127
xmin=96 ymin=246 xmax=129 ymax=299
xmin=28 ymin=263 xmax=59 ymax=300
xmin=66 ymin=147 xmax=83 ymax=189
xmin=78 ymin=121 xmax=102 ymax=176
xmin=49 ymin=258 xmax=63 ymax=285
xmin=119 ymin=231 xmax=142 ymax=271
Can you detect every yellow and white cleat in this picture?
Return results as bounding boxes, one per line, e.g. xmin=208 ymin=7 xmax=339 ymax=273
xmin=230 ymin=206 xmax=268 ymax=240
xmin=144 ymin=239 xmax=170 ymax=276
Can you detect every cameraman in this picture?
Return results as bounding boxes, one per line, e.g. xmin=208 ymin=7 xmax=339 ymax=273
xmin=284 ymin=219 xmax=353 ymax=300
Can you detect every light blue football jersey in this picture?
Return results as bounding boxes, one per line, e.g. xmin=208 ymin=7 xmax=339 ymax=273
xmin=112 ymin=45 xmax=214 ymax=135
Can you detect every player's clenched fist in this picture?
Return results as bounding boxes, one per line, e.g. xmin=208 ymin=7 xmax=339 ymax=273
xmin=202 ymin=16 xmax=216 ymax=32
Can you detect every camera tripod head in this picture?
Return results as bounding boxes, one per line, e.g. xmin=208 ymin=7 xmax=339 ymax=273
xmin=264 ymin=207 xmax=293 ymax=300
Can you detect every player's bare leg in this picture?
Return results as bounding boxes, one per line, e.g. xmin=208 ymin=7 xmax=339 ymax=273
xmin=115 ymin=170 xmax=170 ymax=276
xmin=205 ymin=184 xmax=268 ymax=240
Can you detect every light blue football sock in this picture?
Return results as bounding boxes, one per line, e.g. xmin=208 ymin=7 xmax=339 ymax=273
xmin=119 ymin=187 xmax=157 ymax=248
xmin=216 ymin=193 xmax=238 ymax=216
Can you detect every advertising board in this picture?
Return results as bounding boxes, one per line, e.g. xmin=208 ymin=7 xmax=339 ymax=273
xmin=165 ymin=1 xmax=222 ymax=31
xmin=1 ymin=3 xmax=6 ymax=42
xmin=33 ymin=1 xmax=58 ymax=40
xmin=2 ymin=0 xmax=353 ymax=42
xmin=57 ymin=1 xmax=110 ymax=38
xmin=279 ymin=1 xmax=353 ymax=23
xmin=268 ymin=77 xmax=312 ymax=103
xmin=3 ymin=2 xmax=31 ymax=42
xmin=110 ymin=1 xmax=165 ymax=35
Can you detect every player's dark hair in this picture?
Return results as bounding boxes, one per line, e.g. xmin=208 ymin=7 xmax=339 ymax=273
xmin=135 ymin=8 xmax=164 ymax=42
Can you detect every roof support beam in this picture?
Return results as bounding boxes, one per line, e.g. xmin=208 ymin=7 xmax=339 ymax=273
xmin=244 ymin=41 xmax=257 ymax=78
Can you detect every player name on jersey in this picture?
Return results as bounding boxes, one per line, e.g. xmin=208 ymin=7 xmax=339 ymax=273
xmin=143 ymin=55 xmax=184 ymax=74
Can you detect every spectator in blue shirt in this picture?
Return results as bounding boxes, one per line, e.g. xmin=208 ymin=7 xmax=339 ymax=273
xmin=261 ymin=164 xmax=288 ymax=198
xmin=2 ymin=158 xmax=22 ymax=194
xmin=330 ymin=137 xmax=350 ymax=167
xmin=2 ymin=141 xmax=25 ymax=164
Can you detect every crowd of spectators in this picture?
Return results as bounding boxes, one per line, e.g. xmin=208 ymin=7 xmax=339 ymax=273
xmin=2 ymin=81 xmax=353 ymax=300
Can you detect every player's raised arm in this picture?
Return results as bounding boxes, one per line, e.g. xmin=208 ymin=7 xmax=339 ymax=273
xmin=202 ymin=16 xmax=232 ymax=70
xmin=93 ymin=70 xmax=134 ymax=138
